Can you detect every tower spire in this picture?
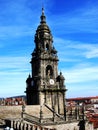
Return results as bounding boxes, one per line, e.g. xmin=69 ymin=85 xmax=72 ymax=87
xmin=42 ymin=7 xmax=44 ymax=15
xmin=40 ymin=7 xmax=46 ymax=24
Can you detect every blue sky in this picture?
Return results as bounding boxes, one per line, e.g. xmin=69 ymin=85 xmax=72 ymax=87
xmin=0 ymin=0 xmax=98 ymax=98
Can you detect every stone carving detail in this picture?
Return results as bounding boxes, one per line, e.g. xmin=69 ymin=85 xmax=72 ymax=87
xmin=25 ymin=8 xmax=67 ymax=120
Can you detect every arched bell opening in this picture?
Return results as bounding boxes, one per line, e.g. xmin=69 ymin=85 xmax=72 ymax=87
xmin=46 ymin=65 xmax=53 ymax=79
xmin=46 ymin=43 xmax=49 ymax=51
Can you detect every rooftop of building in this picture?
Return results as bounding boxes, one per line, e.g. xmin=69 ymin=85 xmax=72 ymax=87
xmin=66 ymin=96 xmax=98 ymax=101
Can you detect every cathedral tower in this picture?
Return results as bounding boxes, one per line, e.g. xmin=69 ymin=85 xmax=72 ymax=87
xmin=25 ymin=8 xmax=67 ymax=117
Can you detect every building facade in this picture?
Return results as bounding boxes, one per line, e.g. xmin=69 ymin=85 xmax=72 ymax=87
xmin=25 ymin=8 xmax=67 ymax=117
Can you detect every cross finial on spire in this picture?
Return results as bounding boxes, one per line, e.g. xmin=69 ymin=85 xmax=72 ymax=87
xmin=42 ymin=0 xmax=44 ymax=12
xmin=40 ymin=7 xmax=46 ymax=23
xmin=42 ymin=7 xmax=44 ymax=15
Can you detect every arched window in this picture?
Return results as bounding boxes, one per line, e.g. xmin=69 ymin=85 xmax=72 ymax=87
xmin=46 ymin=43 xmax=49 ymax=50
xmin=46 ymin=65 xmax=53 ymax=79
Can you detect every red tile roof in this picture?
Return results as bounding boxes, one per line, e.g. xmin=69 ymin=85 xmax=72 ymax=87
xmin=89 ymin=114 xmax=98 ymax=128
xmin=67 ymin=96 xmax=98 ymax=101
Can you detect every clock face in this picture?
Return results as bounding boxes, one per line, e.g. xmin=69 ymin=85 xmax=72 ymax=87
xmin=49 ymin=79 xmax=54 ymax=85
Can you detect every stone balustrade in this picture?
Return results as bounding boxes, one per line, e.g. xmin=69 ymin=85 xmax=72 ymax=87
xmin=6 ymin=119 xmax=56 ymax=130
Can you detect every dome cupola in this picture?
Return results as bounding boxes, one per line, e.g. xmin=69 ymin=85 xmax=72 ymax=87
xmin=34 ymin=8 xmax=53 ymax=53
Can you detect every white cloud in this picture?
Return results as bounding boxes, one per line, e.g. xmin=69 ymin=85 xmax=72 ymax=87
xmin=54 ymin=37 xmax=98 ymax=59
xmin=49 ymin=3 xmax=98 ymax=33
xmin=0 ymin=56 xmax=30 ymax=97
xmin=62 ymin=65 xmax=98 ymax=84
xmin=67 ymin=43 xmax=98 ymax=59
xmin=0 ymin=56 xmax=30 ymax=71
xmin=59 ymin=58 xmax=80 ymax=62
xmin=64 ymin=62 xmax=98 ymax=98
xmin=0 ymin=26 xmax=33 ymax=39
xmin=85 ymin=48 xmax=98 ymax=58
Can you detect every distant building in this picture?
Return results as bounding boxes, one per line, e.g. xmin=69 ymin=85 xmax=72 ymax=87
xmin=0 ymin=95 xmax=26 ymax=106
xmin=66 ymin=96 xmax=98 ymax=105
xmin=66 ymin=96 xmax=98 ymax=129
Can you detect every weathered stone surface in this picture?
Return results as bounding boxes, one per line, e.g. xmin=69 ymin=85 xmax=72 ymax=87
xmin=0 ymin=105 xmax=55 ymax=119
xmin=0 ymin=105 xmax=40 ymax=119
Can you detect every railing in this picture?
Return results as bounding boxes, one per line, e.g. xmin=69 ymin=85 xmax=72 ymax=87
xmin=5 ymin=119 xmax=56 ymax=130
xmin=22 ymin=112 xmax=40 ymax=124
xmin=44 ymin=103 xmax=64 ymax=120
xmin=21 ymin=104 xmax=86 ymax=125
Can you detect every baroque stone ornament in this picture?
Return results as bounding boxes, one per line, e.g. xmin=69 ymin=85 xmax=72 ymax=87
xmin=25 ymin=8 xmax=67 ymax=120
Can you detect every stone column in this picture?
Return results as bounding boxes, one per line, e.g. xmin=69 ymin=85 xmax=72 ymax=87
xmin=90 ymin=123 xmax=94 ymax=130
xmin=51 ymin=91 xmax=53 ymax=108
xmin=28 ymin=124 xmax=31 ymax=130
xmin=63 ymin=92 xmax=66 ymax=121
xmin=37 ymin=126 xmax=41 ymax=130
xmin=39 ymin=105 xmax=43 ymax=123
xmin=31 ymin=125 xmax=34 ymax=130
xmin=77 ymin=104 xmax=80 ymax=120
xmin=10 ymin=120 xmax=13 ymax=128
xmin=20 ymin=122 xmax=23 ymax=130
xmin=13 ymin=121 xmax=17 ymax=129
xmin=34 ymin=125 xmax=37 ymax=130
xmin=52 ymin=105 xmax=55 ymax=122
xmin=57 ymin=92 xmax=60 ymax=114
xmin=44 ymin=90 xmax=46 ymax=103
xmin=75 ymin=105 xmax=79 ymax=120
xmin=17 ymin=121 xmax=20 ymax=130
xmin=23 ymin=123 xmax=27 ymax=130
xmin=40 ymin=127 xmax=44 ymax=130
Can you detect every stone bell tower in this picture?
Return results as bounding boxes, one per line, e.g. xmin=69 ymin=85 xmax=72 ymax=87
xmin=25 ymin=8 xmax=67 ymax=117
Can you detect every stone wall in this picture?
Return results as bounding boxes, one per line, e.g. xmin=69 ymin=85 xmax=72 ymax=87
xmin=0 ymin=105 xmax=53 ymax=119
xmin=0 ymin=106 xmax=21 ymax=119
xmin=0 ymin=105 xmax=40 ymax=119
xmin=0 ymin=105 xmax=93 ymax=130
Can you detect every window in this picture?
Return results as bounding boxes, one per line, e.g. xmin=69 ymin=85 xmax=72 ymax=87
xmin=46 ymin=43 xmax=49 ymax=50
xmin=46 ymin=65 xmax=53 ymax=78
